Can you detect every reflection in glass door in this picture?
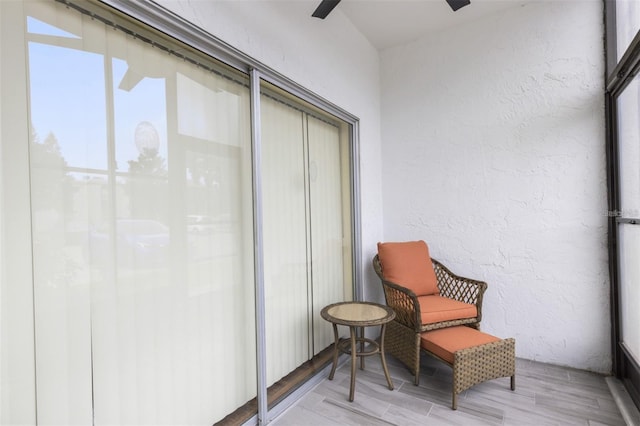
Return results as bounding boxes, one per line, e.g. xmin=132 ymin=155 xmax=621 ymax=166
xmin=24 ymin=1 xmax=256 ymax=424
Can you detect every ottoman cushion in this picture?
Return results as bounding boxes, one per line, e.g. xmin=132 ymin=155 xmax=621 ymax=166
xmin=420 ymin=326 xmax=500 ymax=364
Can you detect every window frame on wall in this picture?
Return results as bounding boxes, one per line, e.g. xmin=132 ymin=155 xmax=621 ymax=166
xmin=605 ymin=0 xmax=640 ymax=412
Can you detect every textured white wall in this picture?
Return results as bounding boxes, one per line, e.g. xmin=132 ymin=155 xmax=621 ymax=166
xmin=380 ymin=2 xmax=609 ymax=372
xmin=156 ymin=0 xmax=384 ymax=300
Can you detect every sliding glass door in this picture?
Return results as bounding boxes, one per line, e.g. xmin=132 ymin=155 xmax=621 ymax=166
xmin=0 ymin=0 xmax=357 ymax=424
xmin=261 ymin=85 xmax=353 ymax=397
xmin=24 ymin=1 xmax=256 ymax=423
xmin=615 ymin=73 xmax=640 ymax=394
xmin=606 ymin=0 xmax=640 ymax=411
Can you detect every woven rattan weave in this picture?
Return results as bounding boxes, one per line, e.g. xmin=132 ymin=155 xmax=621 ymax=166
xmin=422 ymin=331 xmax=516 ymax=410
xmin=321 ymin=301 xmax=396 ymax=402
xmin=373 ymin=254 xmax=488 ymax=385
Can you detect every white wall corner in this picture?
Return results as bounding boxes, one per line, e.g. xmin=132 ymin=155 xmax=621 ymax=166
xmin=380 ymin=1 xmax=609 ymax=373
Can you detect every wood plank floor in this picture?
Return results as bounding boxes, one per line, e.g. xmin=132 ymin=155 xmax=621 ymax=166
xmin=272 ymin=352 xmax=628 ymax=425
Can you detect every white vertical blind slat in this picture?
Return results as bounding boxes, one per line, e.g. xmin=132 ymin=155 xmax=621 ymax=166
xmin=261 ymin=95 xmax=309 ymax=385
xmin=308 ymin=116 xmax=344 ymax=354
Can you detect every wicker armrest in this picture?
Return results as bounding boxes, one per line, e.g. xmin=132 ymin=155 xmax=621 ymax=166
xmin=380 ymin=279 xmax=421 ymax=331
xmin=432 ymin=258 xmax=487 ymax=320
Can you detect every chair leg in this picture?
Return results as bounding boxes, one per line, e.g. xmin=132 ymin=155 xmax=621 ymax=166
xmin=511 ymin=375 xmax=516 ymax=391
xmin=413 ymin=335 xmax=421 ymax=385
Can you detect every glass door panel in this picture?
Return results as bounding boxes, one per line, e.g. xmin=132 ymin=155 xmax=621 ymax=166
xmin=261 ymin=94 xmax=310 ymax=385
xmin=618 ymin=225 xmax=640 ymax=362
xmin=6 ymin=0 xmax=357 ymax=423
xmin=616 ymin=70 xmax=640 ymax=376
xmin=261 ymin=83 xmax=354 ymax=397
xmin=308 ymin=115 xmax=352 ymax=354
xmin=617 ymin=75 xmax=640 ymax=218
xmin=27 ymin=2 xmax=104 ymax=422
xmin=25 ymin=1 xmax=256 ymax=424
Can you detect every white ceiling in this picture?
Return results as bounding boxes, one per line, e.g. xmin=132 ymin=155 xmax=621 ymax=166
xmin=334 ymin=0 xmax=534 ymax=50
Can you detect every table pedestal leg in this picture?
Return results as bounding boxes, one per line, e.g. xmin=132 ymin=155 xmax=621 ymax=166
xmin=349 ymin=326 xmax=357 ymax=402
xmin=359 ymin=326 xmax=365 ymax=370
xmin=380 ymin=323 xmax=394 ymax=390
xmin=328 ymin=323 xmax=339 ymax=380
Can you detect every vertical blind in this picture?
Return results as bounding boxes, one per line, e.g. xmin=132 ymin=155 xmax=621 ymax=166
xmin=0 ymin=0 xmax=355 ymax=424
xmin=307 ymin=115 xmax=350 ymax=354
xmin=262 ymin=95 xmax=310 ymax=385
xmin=261 ymin=91 xmax=352 ymax=387
xmin=25 ymin=1 xmax=257 ymax=423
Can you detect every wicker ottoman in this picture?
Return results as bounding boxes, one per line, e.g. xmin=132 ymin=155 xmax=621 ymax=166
xmin=420 ymin=326 xmax=515 ymax=410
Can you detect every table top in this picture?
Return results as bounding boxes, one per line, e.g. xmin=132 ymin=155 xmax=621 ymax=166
xmin=321 ymin=301 xmax=395 ymax=327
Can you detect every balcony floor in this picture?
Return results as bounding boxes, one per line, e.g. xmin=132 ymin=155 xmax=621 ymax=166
xmin=272 ymin=351 xmax=630 ymax=425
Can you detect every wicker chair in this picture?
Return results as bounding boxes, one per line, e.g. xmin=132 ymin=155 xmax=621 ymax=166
xmin=373 ymin=241 xmax=487 ymax=385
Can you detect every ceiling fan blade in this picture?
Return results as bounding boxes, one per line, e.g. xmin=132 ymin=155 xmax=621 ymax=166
xmin=312 ymin=0 xmax=341 ymax=19
xmin=446 ymin=0 xmax=471 ymax=11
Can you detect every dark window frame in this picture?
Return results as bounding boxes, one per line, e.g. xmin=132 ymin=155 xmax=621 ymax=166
xmin=605 ymin=0 xmax=640 ymax=411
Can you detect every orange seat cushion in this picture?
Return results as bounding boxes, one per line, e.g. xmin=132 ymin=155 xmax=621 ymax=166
xmin=377 ymin=240 xmax=439 ymax=296
xmin=420 ymin=326 xmax=500 ymax=364
xmin=417 ymin=295 xmax=477 ymax=325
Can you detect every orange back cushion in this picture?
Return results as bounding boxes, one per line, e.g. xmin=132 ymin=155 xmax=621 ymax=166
xmin=377 ymin=240 xmax=439 ymax=296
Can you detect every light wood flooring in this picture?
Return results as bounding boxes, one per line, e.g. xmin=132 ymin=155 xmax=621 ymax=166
xmin=272 ymin=352 xmax=629 ymax=425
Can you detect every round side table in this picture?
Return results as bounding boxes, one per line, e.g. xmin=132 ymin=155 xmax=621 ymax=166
xmin=320 ymin=301 xmax=396 ymax=402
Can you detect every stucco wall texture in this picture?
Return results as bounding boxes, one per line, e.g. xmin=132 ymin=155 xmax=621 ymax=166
xmin=380 ymin=1 xmax=609 ymax=373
